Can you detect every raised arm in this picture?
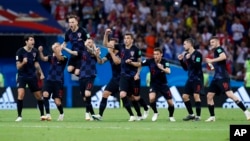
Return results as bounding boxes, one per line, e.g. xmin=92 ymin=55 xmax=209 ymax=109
xmin=38 ymin=46 xmax=49 ymax=62
xmin=103 ymin=28 xmax=112 ymax=47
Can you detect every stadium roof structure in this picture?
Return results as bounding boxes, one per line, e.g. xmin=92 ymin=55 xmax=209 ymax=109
xmin=0 ymin=0 xmax=64 ymax=35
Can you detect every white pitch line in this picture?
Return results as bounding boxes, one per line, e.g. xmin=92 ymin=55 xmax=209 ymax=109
xmin=0 ymin=124 xmax=227 ymax=131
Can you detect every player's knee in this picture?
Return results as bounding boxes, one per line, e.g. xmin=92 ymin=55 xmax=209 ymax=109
xmin=103 ymin=91 xmax=110 ymax=98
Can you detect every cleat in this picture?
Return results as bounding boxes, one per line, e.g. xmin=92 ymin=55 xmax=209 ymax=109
xmin=85 ymin=113 xmax=93 ymax=121
xmin=205 ymin=116 xmax=216 ymax=122
xmin=57 ymin=114 xmax=64 ymax=121
xmin=183 ymin=114 xmax=195 ymax=121
xmin=169 ymin=117 xmax=176 ymax=122
xmin=46 ymin=114 xmax=52 ymax=121
xmin=15 ymin=117 xmax=22 ymax=122
xmin=92 ymin=114 xmax=102 ymax=121
xmin=128 ymin=116 xmax=137 ymax=122
xmin=152 ymin=113 xmax=159 ymax=122
xmin=40 ymin=115 xmax=47 ymax=121
xmin=244 ymin=110 xmax=250 ymax=120
xmin=193 ymin=116 xmax=201 ymax=121
xmin=137 ymin=116 xmax=143 ymax=121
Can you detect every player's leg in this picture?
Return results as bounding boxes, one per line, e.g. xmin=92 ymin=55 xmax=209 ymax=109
xmin=182 ymin=82 xmax=195 ymax=121
xmin=226 ymin=90 xmax=250 ymax=120
xmin=149 ymin=91 xmax=158 ymax=121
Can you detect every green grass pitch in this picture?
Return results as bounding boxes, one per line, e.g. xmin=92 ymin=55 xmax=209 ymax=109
xmin=0 ymin=108 xmax=249 ymax=141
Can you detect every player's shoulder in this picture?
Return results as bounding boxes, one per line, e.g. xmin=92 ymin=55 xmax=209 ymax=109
xmin=16 ymin=47 xmax=25 ymax=54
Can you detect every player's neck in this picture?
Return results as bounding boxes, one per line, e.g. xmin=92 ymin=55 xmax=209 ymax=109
xmin=72 ymin=26 xmax=79 ymax=32
xmin=24 ymin=46 xmax=32 ymax=52
xmin=188 ymin=48 xmax=195 ymax=54
xmin=125 ymin=44 xmax=132 ymax=49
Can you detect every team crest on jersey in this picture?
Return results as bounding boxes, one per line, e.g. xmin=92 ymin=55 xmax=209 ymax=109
xmin=130 ymin=51 xmax=135 ymax=57
xmin=33 ymin=52 xmax=36 ymax=58
xmin=78 ymin=32 xmax=82 ymax=41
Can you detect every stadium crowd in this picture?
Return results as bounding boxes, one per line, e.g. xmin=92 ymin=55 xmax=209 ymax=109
xmin=40 ymin=0 xmax=250 ymax=82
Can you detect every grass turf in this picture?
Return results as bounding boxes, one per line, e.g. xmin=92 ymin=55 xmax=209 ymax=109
xmin=0 ymin=108 xmax=249 ymax=141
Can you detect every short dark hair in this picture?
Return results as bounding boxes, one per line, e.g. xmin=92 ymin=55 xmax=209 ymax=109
xmin=154 ymin=48 xmax=163 ymax=54
xmin=209 ymin=36 xmax=219 ymax=41
xmin=124 ymin=33 xmax=134 ymax=39
xmin=68 ymin=14 xmax=78 ymax=19
xmin=24 ymin=35 xmax=34 ymax=42
xmin=184 ymin=38 xmax=195 ymax=46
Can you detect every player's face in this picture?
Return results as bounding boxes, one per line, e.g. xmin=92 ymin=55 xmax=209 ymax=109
xmin=209 ymin=39 xmax=219 ymax=49
xmin=183 ymin=41 xmax=190 ymax=52
xmin=26 ymin=37 xmax=35 ymax=49
xmin=85 ymin=39 xmax=93 ymax=47
xmin=124 ymin=35 xmax=133 ymax=47
xmin=68 ymin=18 xmax=78 ymax=30
xmin=153 ymin=51 xmax=162 ymax=62
xmin=52 ymin=43 xmax=61 ymax=52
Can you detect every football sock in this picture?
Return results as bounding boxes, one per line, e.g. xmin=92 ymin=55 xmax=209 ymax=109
xmin=85 ymin=96 xmax=94 ymax=115
xmin=37 ymin=100 xmax=45 ymax=116
xmin=121 ymin=97 xmax=134 ymax=116
xmin=43 ymin=98 xmax=50 ymax=114
xmin=235 ymin=100 xmax=247 ymax=111
xmin=139 ymin=98 xmax=149 ymax=111
xmin=168 ymin=105 xmax=175 ymax=117
xmin=99 ymin=98 xmax=107 ymax=116
xmin=57 ymin=104 xmax=64 ymax=115
xmin=17 ymin=100 xmax=23 ymax=117
xmin=132 ymin=100 xmax=142 ymax=116
xmin=150 ymin=101 xmax=158 ymax=113
xmin=195 ymin=101 xmax=201 ymax=117
xmin=184 ymin=100 xmax=193 ymax=115
xmin=208 ymin=104 xmax=215 ymax=116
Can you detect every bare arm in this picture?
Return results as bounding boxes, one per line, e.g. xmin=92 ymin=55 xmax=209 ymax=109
xmin=34 ymin=62 xmax=44 ymax=79
xmin=62 ymin=46 xmax=78 ymax=56
xmin=103 ymin=28 xmax=112 ymax=47
xmin=206 ymin=52 xmax=227 ymax=63
xmin=108 ymin=48 xmax=121 ymax=65
xmin=38 ymin=46 xmax=49 ymax=62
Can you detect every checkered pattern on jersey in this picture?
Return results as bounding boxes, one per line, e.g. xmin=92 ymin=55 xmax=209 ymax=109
xmin=142 ymin=58 xmax=168 ymax=84
xmin=106 ymin=53 xmax=121 ymax=80
xmin=213 ymin=47 xmax=230 ymax=80
xmin=47 ymin=55 xmax=68 ymax=82
xmin=115 ymin=44 xmax=140 ymax=77
xmin=16 ymin=48 xmax=38 ymax=78
xmin=183 ymin=50 xmax=203 ymax=81
xmin=65 ymin=27 xmax=89 ymax=51
xmin=79 ymin=51 xmax=97 ymax=78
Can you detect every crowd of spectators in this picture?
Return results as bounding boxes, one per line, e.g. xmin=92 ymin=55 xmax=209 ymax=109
xmin=40 ymin=0 xmax=250 ymax=81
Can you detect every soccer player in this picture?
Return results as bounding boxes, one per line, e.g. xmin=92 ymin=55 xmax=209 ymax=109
xmin=178 ymin=38 xmax=204 ymax=121
xmin=62 ymin=38 xmax=102 ymax=121
xmin=103 ymin=29 xmax=149 ymax=121
xmin=60 ymin=14 xmax=90 ymax=76
xmin=130 ymin=48 xmax=176 ymax=122
xmin=15 ymin=35 xmax=45 ymax=121
xmin=92 ymin=38 xmax=121 ymax=120
xmin=205 ymin=36 xmax=250 ymax=122
xmin=38 ymin=42 xmax=68 ymax=121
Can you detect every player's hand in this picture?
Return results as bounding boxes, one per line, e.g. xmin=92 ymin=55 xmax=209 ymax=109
xmin=177 ymin=54 xmax=183 ymax=60
xmin=157 ymin=63 xmax=164 ymax=70
xmin=205 ymin=58 xmax=212 ymax=63
xmin=134 ymin=73 xmax=140 ymax=80
xmin=186 ymin=53 xmax=191 ymax=59
xmin=40 ymin=73 xmax=45 ymax=80
xmin=38 ymin=46 xmax=43 ymax=52
xmin=125 ymin=59 xmax=132 ymax=64
xmin=23 ymin=57 xmax=28 ymax=64
xmin=105 ymin=28 xmax=112 ymax=35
